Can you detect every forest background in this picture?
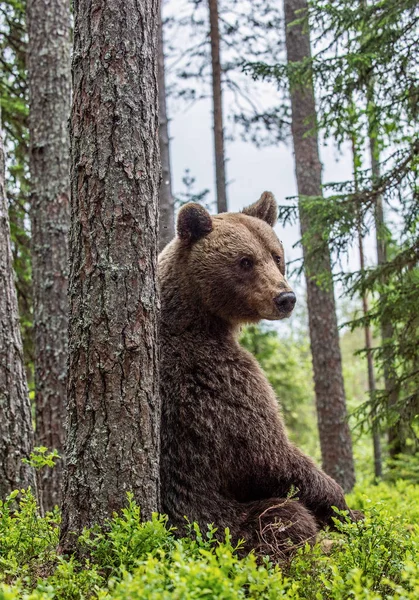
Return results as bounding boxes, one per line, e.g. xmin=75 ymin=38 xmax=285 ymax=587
xmin=0 ymin=0 xmax=419 ymax=597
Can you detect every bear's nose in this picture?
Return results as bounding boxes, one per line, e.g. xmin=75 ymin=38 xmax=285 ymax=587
xmin=274 ymin=291 xmax=296 ymax=314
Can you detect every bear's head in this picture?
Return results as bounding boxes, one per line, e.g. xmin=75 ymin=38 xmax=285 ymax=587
xmin=175 ymin=192 xmax=296 ymax=324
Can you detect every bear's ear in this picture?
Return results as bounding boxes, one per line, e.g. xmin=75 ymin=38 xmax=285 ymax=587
xmin=177 ymin=203 xmax=213 ymax=244
xmin=242 ymin=191 xmax=278 ymax=227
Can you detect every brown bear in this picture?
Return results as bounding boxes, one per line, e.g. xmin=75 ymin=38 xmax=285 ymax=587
xmin=159 ymin=192 xmax=358 ymax=557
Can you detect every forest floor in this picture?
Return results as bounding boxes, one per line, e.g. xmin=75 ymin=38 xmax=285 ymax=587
xmin=1 ymin=479 xmax=419 ymax=599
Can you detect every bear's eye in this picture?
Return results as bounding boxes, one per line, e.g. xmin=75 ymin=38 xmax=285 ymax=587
xmin=240 ymin=257 xmax=254 ymax=271
xmin=273 ymin=255 xmax=282 ymax=267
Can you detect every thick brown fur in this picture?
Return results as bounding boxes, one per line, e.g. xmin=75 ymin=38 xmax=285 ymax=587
xmin=159 ymin=192 xmax=357 ymax=557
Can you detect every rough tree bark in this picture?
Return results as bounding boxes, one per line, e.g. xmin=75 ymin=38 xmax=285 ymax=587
xmin=158 ymin=3 xmax=175 ymax=251
xmin=26 ymin=0 xmax=71 ymax=512
xmin=60 ymin=0 xmax=161 ymax=551
xmin=208 ymin=0 xmax=228 ymax=213
xmin=0 ymin=114 xmax=36 ymax=498
xmin=284 ymin=0 xmax=355 ymax=491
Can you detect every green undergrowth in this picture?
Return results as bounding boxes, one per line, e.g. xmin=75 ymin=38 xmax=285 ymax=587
xmin=1 ymin=481 xmax=419 ymax=599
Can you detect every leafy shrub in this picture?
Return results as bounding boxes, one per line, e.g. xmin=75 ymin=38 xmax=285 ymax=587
xmin=107 ymin=542 xmax=297 ymax=600
xmin=1 ymin=482 xmax=419 ymax=599
xmin=22 ymin=448 xmax=61 ymax=471
xmin=386 ymin=453 xmax=419 ymax=485
xmin=78 ymin=494 xmax=174 ymax=578
xmin=348 ymin=479 xmax=419 ymax=525
xmin=287 ymin=506 xmax=415 ymax=599
xmin=0 ymin=488 xmax=59 ymax=587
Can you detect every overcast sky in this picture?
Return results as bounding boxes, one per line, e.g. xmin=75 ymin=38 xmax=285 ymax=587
xmin=169 ymin=98 xmax=377 ymax=301
xmin=163 ymin=0 xmax=382 ymax=308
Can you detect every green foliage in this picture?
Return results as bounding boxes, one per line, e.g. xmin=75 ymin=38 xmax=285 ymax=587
xmin=286 ymin=482 xmax=419 ymax=599
xmin=104 ymin=542 xmax=296 ymax=600
xmin=22 ymin=448 xmax=61 ymax=471
xmin=385 ymin=454 xmax=419 ymax=485
xmin=2 ymin=483 xmax=419 ymax=598
xmin=240 ymin=323 xmax=318 ymax=456
xmin=348 ymin=479 xmax=419 ymax=524
xmin=78 ymin=494 xmax=174 ymax=579
xmin=0 ymin=488 xmax=59 ymax=588
xmin=0 ymin=0 xmax=28 ymax=153
xmin=246 ymin=0 xmax=419 ymax=452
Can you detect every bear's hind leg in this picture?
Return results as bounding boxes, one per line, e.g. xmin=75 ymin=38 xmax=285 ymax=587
xmin=238 ymin=498 xmax=318 ymax=560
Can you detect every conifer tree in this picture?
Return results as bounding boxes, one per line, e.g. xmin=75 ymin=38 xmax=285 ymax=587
xmin=26 ymin=0 xmax=71 ymax=511
xmin=208 ymin=0 xmax=228 ymax=212
xmin=158 ymin=2 xmax=175 ymax=250
xmin=300 ymin=0 xmax=419 ymax=455
xmin=0 ymin=0 xmax=34 ymax=383
xmin=284 ymin=0 xmax=355 ymax=491
xmin=168 ymin=0 xmax=288 ymax=205
xmin=60 ymin=0 xmax=161 ymax=551
xmin=0 ymin=112 xmax=36 ymax=498
xmin=256 ymin=0 xmax=419 ymax=459
xmin=352 ymin=138 xmax=382 ymax=478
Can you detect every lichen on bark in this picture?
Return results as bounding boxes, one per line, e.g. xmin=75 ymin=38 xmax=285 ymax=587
xmin=0 ymin=113 xmax=36 ymax=499
xmin=60 ymin=0 xmax=161 ymax=551
xmin=27 ymin=0 xmax=71 ymax=512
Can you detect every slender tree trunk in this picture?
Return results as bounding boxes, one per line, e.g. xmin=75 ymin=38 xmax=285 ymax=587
xmin=368 ymin=117 xmax=401 ymax=457
xmin=352 ymin=140 xmax=382 ymax=478
xmin=60 ymin=0 xmax=161 ymax=552
xmin=358 ymin=0 xmax=400 ymax=459
xmin=358 ymin=232 xmax=383 ymax=478
xmin=208 ymin=0 xmax=228 ymax=213
xmin=1 ymin=2 xmax=34 ymax=392
xmin=0 ymin=114 xmax=36 ymax=498
xmin=158 ymin=3 xmax=175 ymax=251
xmin=284 ymin=0 xmax=355 ymax=491
xmin=26 ymin=0 xmax=71 ymax=512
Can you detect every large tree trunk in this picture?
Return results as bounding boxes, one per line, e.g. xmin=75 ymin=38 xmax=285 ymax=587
xmin=0 ymin=114 xmax=36 ymax=498
xmin=26 ymin=0 xmax=71 ymax=512
xmin=158 ymin=3 xmax=175 ymax=251
xmin=284 ymin=0 xmax=355 ymax=491
xmin=60 ymin=0 xmax=161 ymax=552
xmin=208 ymin=0 xmax=228 ymax=213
